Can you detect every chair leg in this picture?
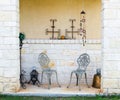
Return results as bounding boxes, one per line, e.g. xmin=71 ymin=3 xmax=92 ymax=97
xmin=78 ymin=75 xmax=81 ymax=91
xmin=85 ymin=73 xmax=90 ymax=88
xmin=54 ymin=71 xmax=61 ymax=87
xmin=36 ymin=80 xmax=40 ymax=87
xmin=41 ymin=71 xmax=44 ymax=84
xmin=21 ymin=83 xmax=26 ymax=89
xmin=67 ymin=71 xmax=74 ymax=88
xmin=49 ymin=77 xmax=51 ymax=85
xmin=78 ymin=74 xmax=82 ymax=91
xmin=47 ymin=73 xmax=52 ymax=89
xmin=76 ymin=74 xmax=78 ymax=86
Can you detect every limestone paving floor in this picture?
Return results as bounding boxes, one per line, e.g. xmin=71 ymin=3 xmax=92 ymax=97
xmin=17 ymin=84 xmax=100 ymax=96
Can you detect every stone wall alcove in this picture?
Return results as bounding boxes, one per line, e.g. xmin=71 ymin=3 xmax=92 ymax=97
xmin=0 ymin=0 xmax=120 ymax=94
xmin=20 ymin=0 xmax=102 ymax=86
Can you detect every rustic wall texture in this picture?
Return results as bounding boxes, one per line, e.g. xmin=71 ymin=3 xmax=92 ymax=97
xmin=102 ymin=0 xmax=120 ymax=93
xmin=0 ymin=0 xmax=20 ymax=93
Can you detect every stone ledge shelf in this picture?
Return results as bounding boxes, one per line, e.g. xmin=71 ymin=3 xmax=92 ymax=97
xmin=23 ymin=39 xmax=101 ymax=44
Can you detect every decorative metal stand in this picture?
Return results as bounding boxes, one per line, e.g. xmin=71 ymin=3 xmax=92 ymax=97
xmin=28 ymin=69 xmax=40 ymax=87
xmin=20 ymin=70 xmax=27 ymax=89
xmin=19 ymin=33 xmax=26 ymax=89
xmin=46 ymin=19 xmax=60 ymax=39
xmin=19 ymin=33 xmax=25 ymax=73
xmin=65 ymin=19 xmax=79 ymax=39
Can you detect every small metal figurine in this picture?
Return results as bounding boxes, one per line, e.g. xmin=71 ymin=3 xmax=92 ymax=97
xmin=65 ymin=19 xmax=79 ymax=39
xmin=20 ymin=70 xmax=27 ymax=89
xmin=45 ymin=19 xmax=60 ymax=39
xmin=28 ymin=67 xmax=40 ymax=87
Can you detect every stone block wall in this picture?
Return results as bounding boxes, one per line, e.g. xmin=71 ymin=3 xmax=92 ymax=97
xmin=102 ymin=0 xmax=120 ymax=93
xmin=22 ymin=39 xmax=101 ymax=85
xmin=0 ymin=0 xmax=20 ymax=93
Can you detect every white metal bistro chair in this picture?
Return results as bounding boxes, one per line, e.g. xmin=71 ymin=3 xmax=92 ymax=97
xmin=38 ymin=53 xmax=61 ymax=89
xmin=67 ymin=53 xmax=90 ymax=90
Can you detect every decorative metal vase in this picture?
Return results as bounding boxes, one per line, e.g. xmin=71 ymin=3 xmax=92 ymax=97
xmin=92 ymin=68 xmax=101 ymax=88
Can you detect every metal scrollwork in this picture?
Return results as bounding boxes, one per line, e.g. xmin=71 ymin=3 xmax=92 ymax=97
xmin=38 ymin=53 xmax=50 ymax=69
xmin=67 ymin=53 xmax=90 ymax=91
xmin=38 ymin=53 xmax=61 ymax=89
xmin=77 ymin=53 xmax=90 ymax=70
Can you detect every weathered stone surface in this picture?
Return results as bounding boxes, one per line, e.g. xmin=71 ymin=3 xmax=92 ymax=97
xmin=3 ymin=83 xmax=20 ymax=92
xmin=102 ymin=0 xmax=120 ymax=93
xmin=103 ymin=79 xmax=119 ymax=88
xmin=0 ymin=68 xmax=3 ymax=76
xmin=0 ymin=0 xmax=19 ymax=93
xmin=0 ymin=77 xmax=17 ymax=83
xmin=103 ymin=88 xmax=120 ymax=94
xmin=0 ymin=11 xmax=17 ymax=21
xmin=10 ymin=0 xmax=18 ymax=5
xmin=103 ymin=70 xmax=120 ymax=79
xmin=0 ymin=60 xmax=19 ymax=67
xmin=119 ymin=79 xmax=120 ymax=88
xmin=0 ymin=83 xmax=3 ymax=92
xmin=0 ymin=0 xmax=11 ymax=5
xmin=4 ymin=68 xmax=19 ymax=78
xmin=103 ymin=9 xmax=117 ymax=19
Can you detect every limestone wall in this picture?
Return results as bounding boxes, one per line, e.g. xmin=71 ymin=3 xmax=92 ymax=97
xmin=0 ymin=0 xmax=20 ymax=93
xmin=22 ymin=39 xmax=101 ymax=85
xmin=102 ymin=0 xmax=120 ymax=93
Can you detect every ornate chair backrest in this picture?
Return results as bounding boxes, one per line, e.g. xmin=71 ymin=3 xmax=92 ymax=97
xmin=38 ymin=53 xmax=50 ymax=70
xmin=77 ymin=53 xmax=90 ymax=71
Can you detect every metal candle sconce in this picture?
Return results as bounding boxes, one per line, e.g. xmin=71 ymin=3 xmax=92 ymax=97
xmin=45 ymin=19 xmax=60 ymax=39
xmin=65 ymin=19 xmax=79 ymax=39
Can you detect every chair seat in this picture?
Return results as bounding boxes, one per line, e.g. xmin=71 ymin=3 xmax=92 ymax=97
xmin=73 ymin=69 xmax=85 ymax=74
xmin=43 ymin=69 xmax=56 ymax=72
xmin=42 ymin=69 xmax=57 ymax=74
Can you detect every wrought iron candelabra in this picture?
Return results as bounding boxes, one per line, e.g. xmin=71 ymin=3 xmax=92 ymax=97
xmin=65 ymin=19 xmax=79 ymax=39
xmin=45 ymin=19 xmax=60 ymax=39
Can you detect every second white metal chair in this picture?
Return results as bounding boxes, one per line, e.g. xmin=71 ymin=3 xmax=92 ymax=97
xmin=38 ymin=53 xmax=61 ymax=89
xmin=67 ymin=53 xmax=90 ymax=90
